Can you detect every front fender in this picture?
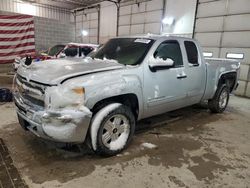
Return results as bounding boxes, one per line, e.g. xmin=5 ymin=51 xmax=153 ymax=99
xmin=85 ymin=75 xmax=143 ymax=119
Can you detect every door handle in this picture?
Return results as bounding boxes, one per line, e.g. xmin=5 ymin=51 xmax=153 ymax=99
xmin=177 ymin=74 xmax=187 ymax=79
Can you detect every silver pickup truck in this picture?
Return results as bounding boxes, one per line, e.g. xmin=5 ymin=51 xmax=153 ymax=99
xmin=14 ymin=35 xmax=240 ymax=156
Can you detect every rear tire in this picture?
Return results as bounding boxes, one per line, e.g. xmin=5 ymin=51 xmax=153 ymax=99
xmin=208 ymin=84 xmax=229 ymax=113
xmin=90 ymin=103 xmax=135 ymax=156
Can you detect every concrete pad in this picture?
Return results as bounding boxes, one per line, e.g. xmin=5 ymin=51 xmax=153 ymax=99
xmin=0 ymin=96 xmax=250 ymax=187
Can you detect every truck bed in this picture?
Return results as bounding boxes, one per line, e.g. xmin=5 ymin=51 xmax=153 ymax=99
xmin=202 ymin=58 xmax=240 ymax=100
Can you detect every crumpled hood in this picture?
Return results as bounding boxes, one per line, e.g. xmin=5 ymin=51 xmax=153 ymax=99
xmin=17 ymin=58 xmax=125 ymax=85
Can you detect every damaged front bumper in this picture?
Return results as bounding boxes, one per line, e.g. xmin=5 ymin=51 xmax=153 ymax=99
xmin=14 ymin=92 xmax=92 ymax=143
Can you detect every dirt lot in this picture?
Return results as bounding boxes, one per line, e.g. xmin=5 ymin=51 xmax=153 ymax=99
xmin=0 ymin=95 xmax=250 ymax=188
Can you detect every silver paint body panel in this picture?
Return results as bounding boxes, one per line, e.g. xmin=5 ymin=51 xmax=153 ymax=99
xmin=15 ymin=35 xmax=240 ymax=143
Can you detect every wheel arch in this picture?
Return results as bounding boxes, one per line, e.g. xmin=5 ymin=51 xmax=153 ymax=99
xmin=90 ymin=93 xmax=140 ymax=121
xmin=217 ymin=71 xmax=237 ymax=93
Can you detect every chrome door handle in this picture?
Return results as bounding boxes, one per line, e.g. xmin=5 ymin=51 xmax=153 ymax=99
xmin=177 ymin=74 xmax=187 ymax=79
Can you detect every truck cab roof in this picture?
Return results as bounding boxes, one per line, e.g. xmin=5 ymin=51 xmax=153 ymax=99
xmin=115 ymin=34 xmax=197 ymax=42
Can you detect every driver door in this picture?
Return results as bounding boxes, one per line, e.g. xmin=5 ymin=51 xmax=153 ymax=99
xmin=143 ymin=40 xmax=188 ymax=118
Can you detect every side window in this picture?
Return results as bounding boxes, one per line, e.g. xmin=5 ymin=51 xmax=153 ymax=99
xmin=64 ymin=47 xmax=78 ymax=57
xmin=81 ymin=47 xmax=93 ymax=56
xmin=154 ymin=41 xmax=183 ymax=67
xmin=184 ymin=41 xmax=199 ymax=66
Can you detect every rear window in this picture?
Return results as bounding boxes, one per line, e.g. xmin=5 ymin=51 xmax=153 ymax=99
xmin=184 ymin=41 xmax=199 ymax=66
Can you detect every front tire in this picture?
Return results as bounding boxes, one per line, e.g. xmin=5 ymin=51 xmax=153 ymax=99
xmin=90 ymin=103 xmax=135 ymax=156
xmin=208 ymin=84 xmax=230 ymax=113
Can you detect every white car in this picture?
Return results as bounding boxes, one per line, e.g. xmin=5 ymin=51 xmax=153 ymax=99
xmin=13 ymin=43 xmax=99 ymax=71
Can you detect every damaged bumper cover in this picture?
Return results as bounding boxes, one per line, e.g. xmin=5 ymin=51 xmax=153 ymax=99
xmin=14 ymin=93 xmax=92 ymax=143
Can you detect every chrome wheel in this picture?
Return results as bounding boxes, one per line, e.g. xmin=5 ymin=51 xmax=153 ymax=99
xmin=219 ymin=89 xmax=228 ymax=109
xmin=102 ymin=114 xmax=130 ymax=149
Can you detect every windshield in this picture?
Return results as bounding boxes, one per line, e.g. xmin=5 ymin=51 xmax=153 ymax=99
xmin=90 ymin=38 xmax=154 ymax=65
xmin=47 ymin=45 xmax=65 ymax=56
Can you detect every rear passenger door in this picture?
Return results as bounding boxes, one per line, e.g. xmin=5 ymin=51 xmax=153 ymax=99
xmin=183 ymin=40 xmax=206 ymax=104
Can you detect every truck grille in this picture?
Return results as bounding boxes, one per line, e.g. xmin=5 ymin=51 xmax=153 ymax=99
xmin=16 ymin=75 xmax=46 ymax=108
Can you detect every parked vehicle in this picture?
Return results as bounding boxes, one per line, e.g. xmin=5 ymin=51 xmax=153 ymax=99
xmin=13 ymin=44 xmax=65 ymax=71
xmin=14 ymin=35 xmax=240 ymax=156
xmin=13 ymin=43 xmax=98 ymax=71
xmin=59 ymin=43 xmax=99 ymax=59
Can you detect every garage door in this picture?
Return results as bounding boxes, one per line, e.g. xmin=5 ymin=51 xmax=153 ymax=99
xmin=118 ymin=0 xmax=163 ymax=36
xmin=194 ymin=0 xmax=250 ymax=97
xmin=75 ymin=8 xmax=99 ymax=44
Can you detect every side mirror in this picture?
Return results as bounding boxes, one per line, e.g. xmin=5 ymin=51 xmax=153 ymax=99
xmin=149 ymin=57 xmax=174 ymax=71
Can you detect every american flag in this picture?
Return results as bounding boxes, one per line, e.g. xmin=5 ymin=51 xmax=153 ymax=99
xmin=0 ymin=14 xmax=35 ymax=64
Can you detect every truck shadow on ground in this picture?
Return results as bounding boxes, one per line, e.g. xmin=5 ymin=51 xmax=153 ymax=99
xmin=7 ymin=105 xmax=236 ymax=185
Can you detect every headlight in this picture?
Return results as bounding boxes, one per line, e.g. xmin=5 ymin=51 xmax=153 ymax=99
xmin=45 ymin=86 xmax=85 ymax=109
xmin=72 ymin=87 xmax=85 ymax=95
